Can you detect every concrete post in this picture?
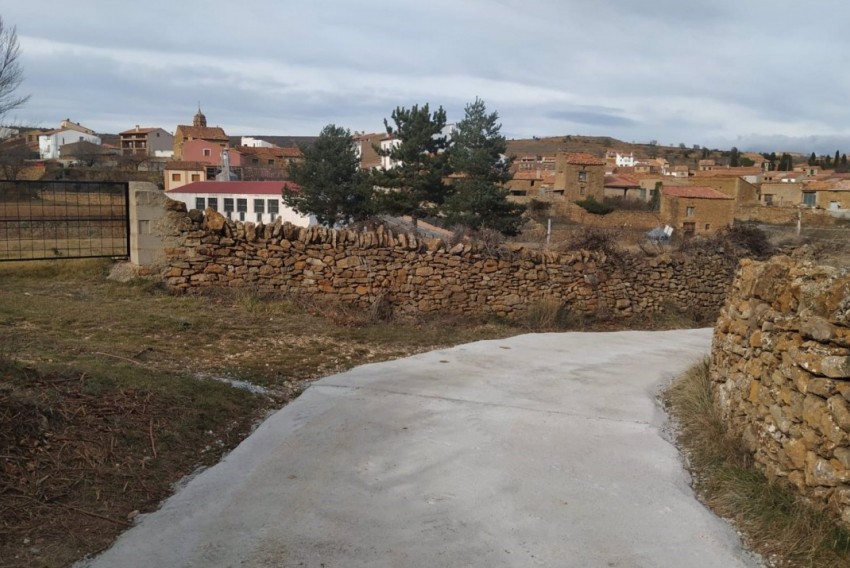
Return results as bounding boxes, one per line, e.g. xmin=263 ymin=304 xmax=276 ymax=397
xmin=128 ymin=182 xmax=184 ymax=268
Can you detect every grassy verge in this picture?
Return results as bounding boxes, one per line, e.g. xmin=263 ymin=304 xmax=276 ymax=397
xmin=664 ymin=360 xmax=850 ymax=568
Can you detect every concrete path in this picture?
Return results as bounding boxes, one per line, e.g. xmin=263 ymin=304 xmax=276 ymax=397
xmin=80 ymin=329 xmax=760 ymax=568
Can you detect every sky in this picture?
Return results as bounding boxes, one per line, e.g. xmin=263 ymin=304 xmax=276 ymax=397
xmin=3 ymin=1 xmax=849 ymax=154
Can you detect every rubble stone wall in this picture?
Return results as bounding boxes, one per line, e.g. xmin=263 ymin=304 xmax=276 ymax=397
xmin=711 ymin=256 xmax=850 ymax=526
xmin=160 ymin=204 xmax=734 ymax=320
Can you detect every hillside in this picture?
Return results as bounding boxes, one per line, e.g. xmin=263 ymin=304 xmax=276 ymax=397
xmin=506 ymin=135 xmax=733 ymax=166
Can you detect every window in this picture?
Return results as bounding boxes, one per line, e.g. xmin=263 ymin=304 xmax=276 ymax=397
xmin=207 ymin=197 xmax=218 ymax=211
xmin=252 ymin=158 xmax=259 ymax=165
xmin=683 ymin=222 xmax=696 ymax=236
xmin=267 ymin=199 xmax=279 ymax=220
xmin=686 ymin=206 xmax=695 ymax=217
xmin=803 ymin=192 xmax=816 ymax=207
xmin=191 ymin=174 xmax=200 ymax=182
xmin=171 ymin=173 xmax=181 ymax=181
xmin=580 ymin=186 xmax=586 ymax=196
xmin=203 ymin=148 xmax=211 ymax=157
xmin=224 ymin=198 xmax=234 ymax=219
xmin=764 ymin=194 xmax=773 ymax=205
xmin=237 ymin=198 xmax=247 ymax=221
xmin=254 ymin=199 xmax=265 ymax=221
xmin=704 ymin=223 xmax=711 ymax=231
xmin=578 ymin=170 xmax=587 ymax=182
xmin=268 ymin=159 xmax=274 ymax=166
xmin=195 ymin=197 xmax=205 ymax=210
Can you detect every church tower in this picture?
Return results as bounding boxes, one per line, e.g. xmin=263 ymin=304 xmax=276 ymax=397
xmin=193 ymin=104 xmax=207 ymax=128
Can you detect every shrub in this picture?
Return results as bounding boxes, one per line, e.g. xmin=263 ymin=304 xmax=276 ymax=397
xmin=575 ymin=196 xmax=613 ymax=215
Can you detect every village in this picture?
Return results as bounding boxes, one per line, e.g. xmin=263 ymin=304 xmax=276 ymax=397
xmin=2 ymin=108 xmax=849 ymax=242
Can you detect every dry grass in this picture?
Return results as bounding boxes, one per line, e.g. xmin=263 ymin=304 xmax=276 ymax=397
xmin=664 ymin=360 xmax=850 ymax=567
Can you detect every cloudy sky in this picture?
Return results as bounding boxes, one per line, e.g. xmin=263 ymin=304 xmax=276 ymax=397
xmin=3 ymin=1 xmax=849 ymax=153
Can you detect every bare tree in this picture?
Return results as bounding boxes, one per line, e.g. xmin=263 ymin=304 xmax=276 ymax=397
xmin=0 ymin=16 xmax=29 ymax=122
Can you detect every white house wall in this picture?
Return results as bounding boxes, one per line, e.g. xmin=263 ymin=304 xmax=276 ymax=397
xmin=39 ymin=130 xmax=102 ymax=159
xmin=168 ymin=192 xmax=313 ymax=227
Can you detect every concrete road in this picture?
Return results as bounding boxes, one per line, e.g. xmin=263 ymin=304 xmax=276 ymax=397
xmin=80 ymin=329 xmax=760 ymax=568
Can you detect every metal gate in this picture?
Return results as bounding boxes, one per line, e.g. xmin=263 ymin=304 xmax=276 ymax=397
xmin=0 ymin=180 xmax=130 ymax=261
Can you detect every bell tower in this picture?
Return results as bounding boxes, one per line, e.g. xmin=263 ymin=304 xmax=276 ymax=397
xmin=193 ymin=103 xmax=207 ymax=128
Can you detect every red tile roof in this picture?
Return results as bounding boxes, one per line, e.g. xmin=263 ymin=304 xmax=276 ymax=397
xmin=175 ymin=125 xmax=229 ymax=141
xmin=164 ymin=161 xmax=207 ymax=170
xmin=604 ymin=174 xmax=641 ymax=188
xmin=662 ymin=186 xmax=733 ymax=200
xmin=562 ymin=152 xmax=605 ymax=166
xmin=119 ymin=127 xmax=162 ymax=135
xmin=166 ymin=181 xmax=299 ymax=195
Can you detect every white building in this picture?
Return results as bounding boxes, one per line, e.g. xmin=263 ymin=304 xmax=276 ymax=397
xmin=379 ymin=137 xmax=402 ymax=170
xmin=240 ymin=136 xmax=275 ymax=148
xmin=165 ymin=180 xmax=314 ymax=226
xmin=615 ymin=152 xmax=635 ymax=167
xmin=39 ymin=119 xmax=101 ymax=159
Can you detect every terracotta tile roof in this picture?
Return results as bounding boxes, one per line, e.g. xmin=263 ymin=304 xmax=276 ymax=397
xmin=175 ymin=125 xmax=229 ymax=141
xmin=166 ymin=181 xmax=299 ymax=195
xmin=237 ymin=146 xmax=302 ymax=158
xmin=662 ymin=185 xmax=733 ymax=200
xmin=119 ymin=127 xmax=162 ymax=135
xmin=691 ymin=167 xmax=763 ymax=178
xmin=698 ymin=159 xmax=716 ymax=166
xmin=512 ymin=170 xmax=545 ymax=180
xmin=604 ymin=174 xmax=641 ymax=188
xmin=562 ymin=152 xmax=605 ymax=166
xmin=805 ymin=180 xmax=850 ymax=191
xmin=164 ymin=160 xmax=208 ymax=170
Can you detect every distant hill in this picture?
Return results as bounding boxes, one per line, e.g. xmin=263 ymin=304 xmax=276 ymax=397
xmin=506 ymin=135 xmax=735 ymax=166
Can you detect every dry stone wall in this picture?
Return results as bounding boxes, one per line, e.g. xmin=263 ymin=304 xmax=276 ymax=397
xmin=158 ymin=204 xmax=734 ymax=320
xmin=711 ymin=256 xmax=850 ymax=526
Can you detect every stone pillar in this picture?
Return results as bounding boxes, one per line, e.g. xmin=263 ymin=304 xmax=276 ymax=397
xmin=129 ymin=182 xmax=185 ymax=268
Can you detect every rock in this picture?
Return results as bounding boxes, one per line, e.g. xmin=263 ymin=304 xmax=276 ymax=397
xmin=828 ymin=395 xmax=850 ymax=432
xmin=204 ymin=209 xmax=228 ymax=233
xmin=822 ymin=356 xmax=850 ymax=379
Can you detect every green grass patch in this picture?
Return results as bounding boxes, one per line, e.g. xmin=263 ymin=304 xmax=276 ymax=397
xmin=665 ymin=360 xmax=850 ymax=567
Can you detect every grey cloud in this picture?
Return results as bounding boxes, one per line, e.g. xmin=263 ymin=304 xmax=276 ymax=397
xmin=546 ymin=109 xmax=638 ymax=128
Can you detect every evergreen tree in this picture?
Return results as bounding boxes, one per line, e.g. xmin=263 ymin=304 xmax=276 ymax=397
xmin=836 ymin=150 xmax=841 ymax=167
xmin=824 ymin=154 xmax=833 ymax=168
xmin=842 ymin=154 xmax=847 ymax=165
xmin=729 ymin=146 xmax=740 ymax=167
xmin=778 ymin=152 xmax=793 ymax=171
xmin=808 ymin=152 xmax=817 ymax=166
xmin=443 ymin=98 xmax=525 ymax=235
xmin=373 ymin=103 xmax=450 ymax=225
xmin=283 ymin=124 xmax=372 ymax=227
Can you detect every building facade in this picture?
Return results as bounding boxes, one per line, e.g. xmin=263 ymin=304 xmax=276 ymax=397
xmin=165 ymin=180 xmax=313 ymax=226
xmin=553 ymin=152 xmax=606 ymax=201
xmin=119 ymin=127 xmax=174 ymax=157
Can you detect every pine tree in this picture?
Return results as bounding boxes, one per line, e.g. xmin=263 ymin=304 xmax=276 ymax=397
xmin=808 ymin=152 xmax=817 ymax=166
xmin=835 ymin=150 xmax=841 ymax=167
xmin=442 ymin=98 xmax=525 ymax=235
xmin=373 ymin=103 xmax=450 ymax=225
xmin=729 ymin=146 xmax=740 ymax=167
xmin=283 ymin=124 xmax=372 ymax=227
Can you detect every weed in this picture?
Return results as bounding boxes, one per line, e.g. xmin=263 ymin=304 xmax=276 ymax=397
xmin=665 ymin=361 xmax=850 ymax=567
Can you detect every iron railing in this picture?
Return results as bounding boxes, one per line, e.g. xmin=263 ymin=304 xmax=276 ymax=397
xmin=0 ymin=180 xmax=130 ymax=261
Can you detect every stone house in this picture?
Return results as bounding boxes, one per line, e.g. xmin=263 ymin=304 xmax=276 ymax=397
xmin=603 ymin=174 xmax=645 ymax=201
xmin=802 ymin=180 xmax=850 ymax=210
xmin=698 ymin=159 xmax=716 ymax=171
xmin=660 ymin=185 xmax=735 ymax=236
xmin=237 ymin=146 xmax=302 ymax=180
xmin=553 ymin=152 xmax=605 ymax=201
xmin=352 ymin=132 xmax=384 ymax=170
xmin=760 ymin=181 xmax=803 ymax=207
xmin=687 ymin=175 xmax=759 ymax=207
xmin=506 ymin=170 xmax=555 ymax=197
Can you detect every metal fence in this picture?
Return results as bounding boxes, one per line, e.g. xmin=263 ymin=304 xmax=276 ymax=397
xmin=0 ymin=180 xmax=130 ymax=261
